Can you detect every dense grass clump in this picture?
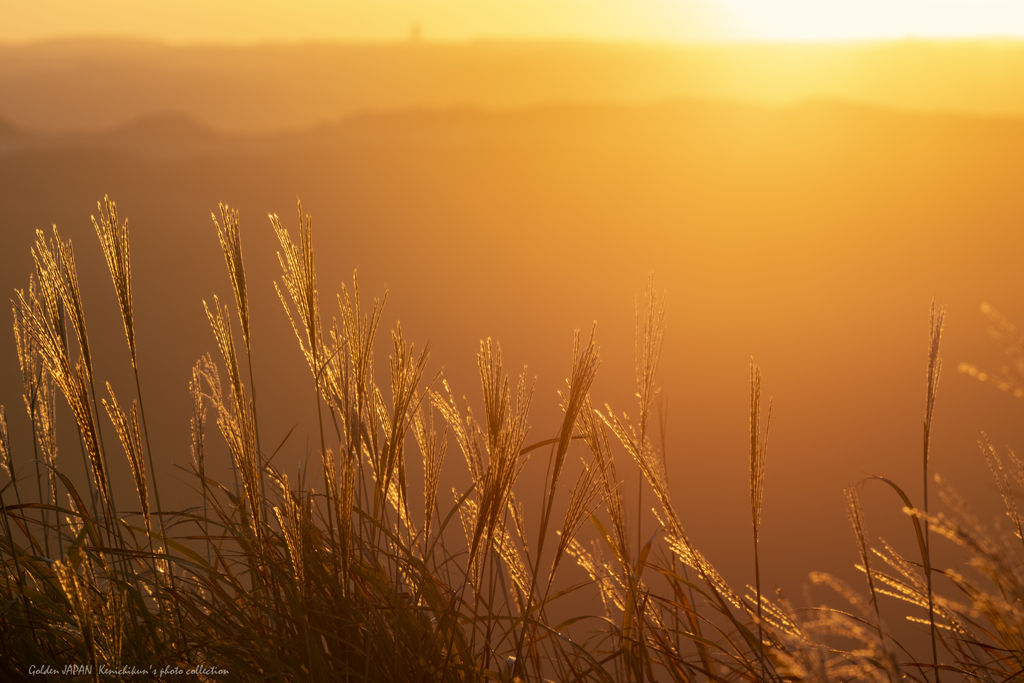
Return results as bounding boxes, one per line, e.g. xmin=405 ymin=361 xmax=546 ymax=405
xmin=2 ymin=197 xmax=1023 ymax=682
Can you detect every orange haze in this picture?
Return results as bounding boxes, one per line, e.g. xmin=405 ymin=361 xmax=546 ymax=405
xmin=3 ymin=38 xmax=1024 ymax=649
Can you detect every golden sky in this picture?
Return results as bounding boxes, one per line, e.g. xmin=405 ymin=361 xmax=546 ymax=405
xmin=6 ymin=0 xmax=1024 ymax=44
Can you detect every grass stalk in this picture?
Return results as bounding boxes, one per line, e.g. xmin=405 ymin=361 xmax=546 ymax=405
xmin=922 ymin=299 xmax=946 ymax=683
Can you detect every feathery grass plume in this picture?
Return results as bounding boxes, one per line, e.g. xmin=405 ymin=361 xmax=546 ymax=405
xmin=979 ymin=436 xmax=1024 ymax=545
xmin=33 ymin=227 xmax=96 ymax=387
xmin=550 ymin=458 xmax=601 ymax=584
xmin=101 ymin=384 xmax=150 ymax=538
xmin=272 ymin=474 xmax=305 ymax=588
xmin=73 ymin=358 xmax=113 ymax=516
xmin=189 ymin=361 xmax=210 ymax=562
xmin=212 ymin=203 xmax=269 ymax=505
xmin=601 ymin=280 xmax=758 ymax=680
xmin=488 ymin=504 xmax=531 ymax=600
xmin=372 ymin=383 xmax=417 ymax=536
xmin=472 ymin=341 xmax=534 ymax=586
xmin=198 ymin=334 xmax=261 ymax=542
xmin=588 ymin=281 xmax=682 ymax=683
xmin=432 ymin=380 xmax=485 ymax=490
xmin=438 ymin=340 xmax=533 ymax=591
xmin=91 ymin=198 xmax=173 ymax=617
xmin=455 ymin=488 xmax=480 ymax=565
xmin=0 ymin=407 xmax=10 ymax=482
xmin=321 ymin=446 xmax=354 ymax=575
xmin=337 ymin=274 xmax=386 ymax=393
xmin=212 ymin=204 xmax=251 ymax=351
xmin=55 ymin=559 xmax=99 ymax=682
xmin=12 ymin=277 xmax=55 ymax=549
xmin=567 ymin=538 xmax=624 ymax=617
xmin=322 ymin=442 xmax=339 ymax=522
xmin=500 ymin=496 xmax=532 ymax=598
xmin=608 ymin=276 xmax=665 ymax=576
xmin=919 ymin=476 xmax=1024 ymax=676
xmin=413 ymin=406 xmax=447 ymax=547
xmin=13 ymin=274 xmax=42 ymax=424
xmin=548 ymin=327 xmax=600 ymax=513
xmin=577 ymin=396 xmax=629 ymax=565
xmin=272 ymin=202 xmax=337 ymax=543
xmin=205 ymin=296 xmax=246 ymax=411
xmin=576 ymin=395 xmax=654 ymax=675
xmin=958 ymin=302 xmax=1024 ymax=398
xmin=869 ymin=538 xmax=968 ymax=636
xmin=635 ymin=275 xmax=666 ymax=448
xmin=203 ymin=297 xmax=262 ymax=532
xmin=22 ymin=232 xmax=109 ymax=521
xmin=324 ymin=274 xmax=385 ymax=458
xmin=325 ymin=276 xmax=387 ymax=498
xmin=377 ymin=323 xmax=430 ymax=524
xmin=600 ymin=277 xmax=670 ymax=522
xmin=923 ymin=298 xmax=946 ymax=683
xmin=845 ymin=485 xmax=884 ymax=641
xmin=749 ymin=360 xmax=771 ymax=546
xmin=19 ymin=266 xmax=114 ymax=526
xmin=34 ymin=367 xmax=59 ymax=519
xmin=507 ymin=328 xmax=599 ymax=669
xmin=272 ymin=202 xmax=323 ymax=385
xmin=98 ymin=589 xmax=125 ymax=670
xmin=92 ymin=196 xmax=136 ymax=366
xmin=780 ymin=575 xmax=903 ymax=683
xmin=749 ymin=359 xmax=772 ymax=682
xmin=601 ymin=389 xmax=675 ymax=538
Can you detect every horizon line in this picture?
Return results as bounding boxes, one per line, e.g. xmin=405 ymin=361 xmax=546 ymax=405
xmin=9 ymin=33 xmax=1024 ymax=50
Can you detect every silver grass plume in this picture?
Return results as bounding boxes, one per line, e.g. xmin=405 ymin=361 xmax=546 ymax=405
xmin=212 ymin=204 xmax=251 ymax=351
xmin=200 ymin=311 xmax=262 ymax=541
xmin=412 ymin=406 xmax=447 ymax=546
xmin=101 ymin=384 xmax=151 ymax=538
xmin=958 ymin=302 xmax=1024 ymax=398
xmin=92 ymin=197 xmax=136 ymax=367
xmin=0 ymin=407 xmax=10 ymax=480
xmin=271 ymin=202 xmax=322 ymax=388
xmin=13 ymin=274 xmax=41 ymax=418
xmin=378 ymin=322 xmax=429 ymax=523
xmin=272 ymin=474 xmax=305 ymax=588
xmin=33 ymin=228 xmax=96 ymax=385
xmin=749 ymin=360 xmax=771 ymax=545
xmin=845 ymin=485 xmax=884 ymax=640
xmin=16 ymin=265 xmax=111 ymax=521
xmin=749 ymin=359 xmax=772 ymax=682
xmin=923 ymin=298 xmax=946 ymax=683
xmin=550 ymin=458 xmax=602 ymax=585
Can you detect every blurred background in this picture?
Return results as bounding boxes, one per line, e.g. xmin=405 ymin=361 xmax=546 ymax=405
xmin=4 ymin=0 xmax=1024 ymax=648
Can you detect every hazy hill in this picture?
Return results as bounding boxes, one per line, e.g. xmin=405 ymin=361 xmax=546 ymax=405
xmin=7 ymin=39 xmax=1024 ymax=134
xmin=3 ymin=99 xmax=1023 ymax=628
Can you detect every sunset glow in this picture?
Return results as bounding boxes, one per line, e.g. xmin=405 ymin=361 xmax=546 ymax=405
xmin=6 ymin=0 xmax=1024 ymax=44
xmin=721 ymin=0 xmax=1024 ymax=41
xmin=7 ymin=0 xmax=1024 ymax=680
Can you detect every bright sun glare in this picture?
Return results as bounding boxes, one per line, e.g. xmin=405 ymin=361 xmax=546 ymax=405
xmin=721 ymin=0 xmax=1024 ymax=41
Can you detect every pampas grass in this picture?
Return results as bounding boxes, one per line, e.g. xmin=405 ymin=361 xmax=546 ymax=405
xmin=4 ymin=196 xmax=1024 ymax=683
xmin=749 ymin=359 xmax=771 ymax=683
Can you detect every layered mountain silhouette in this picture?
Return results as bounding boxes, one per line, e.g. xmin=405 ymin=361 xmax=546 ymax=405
xmin=8 ymin=39 xmax=1024 ymax=134
xmin=5 ymin=98 xmax=1024 ymax=161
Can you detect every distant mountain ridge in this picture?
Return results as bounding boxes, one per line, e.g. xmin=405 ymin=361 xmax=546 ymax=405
xmin=4 ymin=98 xmax=1024 ymax=161
xmin=7 ymin=39 xmax=1024 ymax=135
